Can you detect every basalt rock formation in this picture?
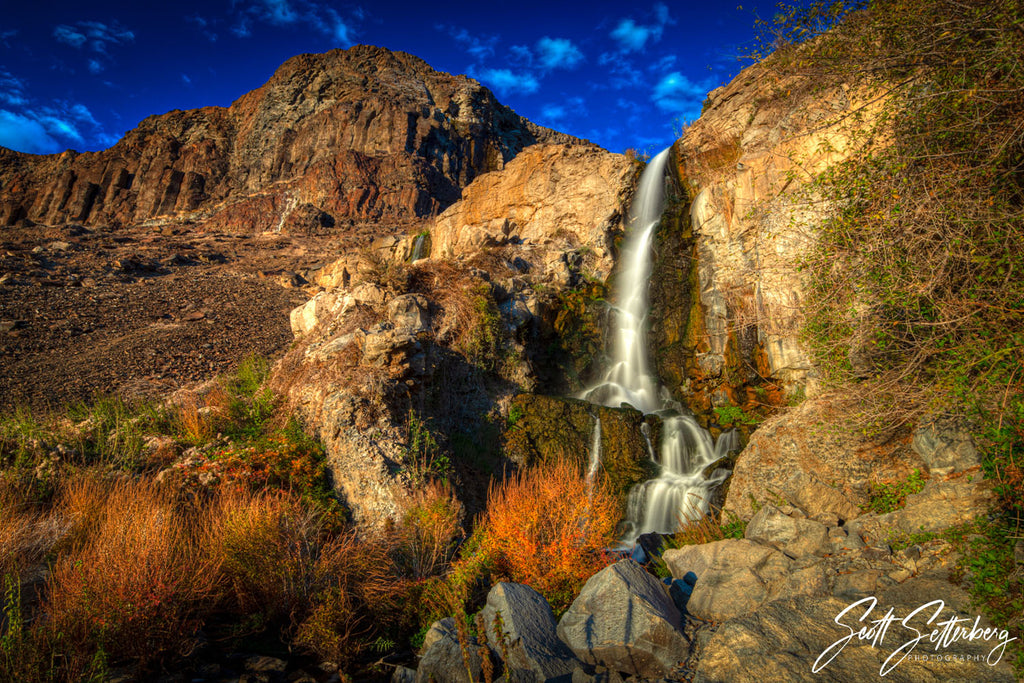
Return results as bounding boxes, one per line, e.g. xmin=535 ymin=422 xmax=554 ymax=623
xmin=0 ymin=45 xmax=580 ymax=233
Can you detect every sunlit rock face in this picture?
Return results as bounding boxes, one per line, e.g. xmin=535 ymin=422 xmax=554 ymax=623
xmin=0 ymin=45 xmax=580 ymax=232
xmin=673 ymin=59 xmax=883 ymax=404
xmin=272 ymin=142 xmax=636 ymax=530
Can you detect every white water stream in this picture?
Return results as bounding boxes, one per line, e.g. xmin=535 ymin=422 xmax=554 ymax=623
xmin=579 ymin=148 xmax=737 ymax=544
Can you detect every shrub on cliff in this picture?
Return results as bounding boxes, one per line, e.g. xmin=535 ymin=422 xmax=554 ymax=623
xmin=481 ymin=459 xmax=618 ymax=613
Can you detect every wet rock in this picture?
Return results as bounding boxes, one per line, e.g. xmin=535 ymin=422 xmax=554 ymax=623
xmin=557 ymin=559 xmax=687 ymax=678
xmin=503 ymin=394 xmax=657 ymax=503
xmin=480 ymin=582 xmax=579 ymax=682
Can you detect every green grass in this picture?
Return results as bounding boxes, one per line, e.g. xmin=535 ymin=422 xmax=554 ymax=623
xmin=863 ymin=468 xmax=926 ymax=514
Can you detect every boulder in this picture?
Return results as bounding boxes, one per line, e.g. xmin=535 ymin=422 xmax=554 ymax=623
xmin=290 ymin=291 xmax=334 ymax=336
xmin=780 ymin=471 xmax=860 ymax=525
xmin=694 ymin=588 xmax=1017 ymax=683
xmin=744 ymin=505 xmax=832 ymax=558
xmin=723 ymin=394 xmax=926 ymax=520
xmin=556 ymin=560 xmax=687 ymax=678
xmin=663 ymin=539 xmax=789 ymax=622
xmin=388 ymin=293 xmax=431 ymax=333
xmin=416 ymin=618 xmax=490 ymax=683
xmin=663 ymin=538 xmax=830 ymax=622
xmin=881 ymin=479 xmax=995 ymax=535
xmin=503 ymin=394 xmax=658 ymax=503
xmin=480 ymin=582 xmax=579 ymax=682
xmin=912 ymin=417 xmax=982 ymax=473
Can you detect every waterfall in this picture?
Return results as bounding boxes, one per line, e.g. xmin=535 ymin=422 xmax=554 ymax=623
xmin=410 ymin=233 xmax=428 ymax=262
xmin=586 ymin=417 xmax=602 ymax=486
xmin=579 ymin=147 xmax=735 ymax=544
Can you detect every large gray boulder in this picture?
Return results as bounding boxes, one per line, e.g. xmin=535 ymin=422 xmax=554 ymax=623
xmin=662 ymin=539 xmax=794 ymax=622
xmin=780 ymin=471 xmax=861 ymax=526
xmin=912 ymin=416 xmax=981 ymax=473
xmin=882 ymin=478 xmax=995 ymax=534
xmin=416 ymin=617 xmax=490 ymax=683
xmin=480 ymin=582 xmax=580 ymax=682
xmin=744 ymin=505 xmax=832 ymax=558
xmin=556 ymin=560 xmax=687 ymax=678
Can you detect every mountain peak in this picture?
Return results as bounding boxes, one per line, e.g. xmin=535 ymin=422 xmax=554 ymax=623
xmin=0 ymin=46 xmax=585 ymax=232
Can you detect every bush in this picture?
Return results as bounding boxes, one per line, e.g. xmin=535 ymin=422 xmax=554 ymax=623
xmin=45 ymin=478 xmax=220 ymax=669
xmin=482 ymin=460 xmax=618 ymax=613
xmin=391 ymin=481 xmax=465 ymax=580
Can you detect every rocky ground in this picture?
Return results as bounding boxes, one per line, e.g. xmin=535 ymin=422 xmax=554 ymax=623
xmin=0 ymin=221 xmax=402 ymax=413
xmin=406 ymin=423 xmax=1019 ymax=683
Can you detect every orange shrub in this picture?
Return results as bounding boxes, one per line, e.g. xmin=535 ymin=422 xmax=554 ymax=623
xmin=45 ymin=478 xmax=220 ymax=668
xmin=482 ymin=460 xmax=619 ymax=612
xmin=0 ymin=479 xmax=61 ymax=577
xmin=210 ymin=487 xmax=399 ymax=665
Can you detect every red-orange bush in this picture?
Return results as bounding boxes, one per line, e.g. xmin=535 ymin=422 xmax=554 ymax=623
xmin=482 ymin=460 xmax=619 ymax=612
xmin=45 ymin=478 xmax=220 ymax=668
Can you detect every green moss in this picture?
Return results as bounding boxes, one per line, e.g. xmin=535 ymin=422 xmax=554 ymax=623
xmin=502 ymin=394 xmax=657 ymax=504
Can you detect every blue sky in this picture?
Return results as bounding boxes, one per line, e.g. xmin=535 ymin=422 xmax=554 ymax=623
xmin=0 ymin=1 xmax=784 ymax=156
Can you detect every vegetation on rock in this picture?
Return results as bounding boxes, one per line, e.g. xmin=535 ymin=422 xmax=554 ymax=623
xmin=757 ymin=0 xmax=1024 ymax=668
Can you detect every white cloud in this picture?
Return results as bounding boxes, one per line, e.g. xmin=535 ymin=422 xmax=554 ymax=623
xmin=53 ymin=20 xmax=135 ymax=53
xmin=609 ymin=3 xmax=675 ymax=53
xmin=232 ymin=0 xmax=358 ymax=46
xmin=540 ymin=96 xmax=587 ymax=123
xmin=509 ymin=45 xmax=533 ymax=66
xmin=535 ymin=37 xmax=584 ymax=71
xmin=0 ymin=70 xmax=27 ymax=106
xmin=470 ymin=67 xmax=539 ymax=96
xmin=651 ymin=71 xmax=711 ymax=114
xmin=0 ymin=98 xmax=112 ymax=154
xmin=88 ymin=59 xmax=104 ymax=74
xmin=438 ymin=24 xmax=499 ymax=60
xmin=0 ymin=110 xmax=62 ymax=153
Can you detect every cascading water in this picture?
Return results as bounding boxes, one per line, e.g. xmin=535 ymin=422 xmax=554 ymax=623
xmin=410 ymin=233 xmax=428 ymax=262
xmin=579 ymin=148 xmax=736 ymax=544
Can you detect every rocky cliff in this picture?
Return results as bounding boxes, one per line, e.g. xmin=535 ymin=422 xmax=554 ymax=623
xmin=270 ymin=143 xmax=635 ymax=528
xmin=648 ymin=56 xmax=881 ymax=416
xmin=0 ymin=45 xmax=580 ymax=233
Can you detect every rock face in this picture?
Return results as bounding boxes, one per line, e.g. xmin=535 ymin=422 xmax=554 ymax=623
xmin=272 ymin=143 xmax=635 ymax=529
xmin=431 ymin=144 xmax=633 ymax=277
xmin=0 ymin=45 xmax=579 ymax=231
xmin=556 ymin=560 xmax=688 ymax=678
xmin=658 ymin=58 xmax=884 ymax=407
xmin=662 ymin=538 xmax=827 ymax=622
xmin=694 ymin=589 xmax=1017 ymax=683
xmin=723 ymin=392 xmax=926 ymax=520
xmin=502 ymin=394 xmax=658 ymax=503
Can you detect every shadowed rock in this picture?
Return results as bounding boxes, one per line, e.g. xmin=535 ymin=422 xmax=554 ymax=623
xmin=556 ymin=559 xmax=687 ymax=678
